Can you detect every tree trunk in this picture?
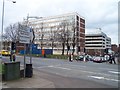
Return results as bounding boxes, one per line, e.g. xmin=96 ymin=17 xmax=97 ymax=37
xmin=72 ymin=43 xmax=75 ymax=55
xmin=62 ymin=42 xmax=65 ymax=55
xmin=52 ymin=41 xmax=54 ymax=50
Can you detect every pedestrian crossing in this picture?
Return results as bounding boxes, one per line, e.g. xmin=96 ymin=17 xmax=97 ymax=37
xmin=108 ymin=71 xmax=120 ymax=74
xmin=88 ymin=76 xmax=119 ymax=82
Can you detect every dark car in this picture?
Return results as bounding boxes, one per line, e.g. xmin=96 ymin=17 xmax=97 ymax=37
xmin=76 ymin=55 xmax=84 ymax=61
xmin=76 ymin=55 xmax=93 ymax=61
xmin=85 ymin=55 xmax=93 ymax=61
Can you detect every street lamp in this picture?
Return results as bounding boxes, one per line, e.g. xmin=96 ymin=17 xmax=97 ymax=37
xmin=1 ymin=0 xmax=16 ymax=57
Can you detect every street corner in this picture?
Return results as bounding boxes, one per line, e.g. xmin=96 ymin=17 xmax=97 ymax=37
xmin=1 ymin=73 xmax=55 ymax=88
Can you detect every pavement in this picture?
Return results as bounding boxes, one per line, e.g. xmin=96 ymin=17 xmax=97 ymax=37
xmin=1 ymin=69 xmax=55 ymax=89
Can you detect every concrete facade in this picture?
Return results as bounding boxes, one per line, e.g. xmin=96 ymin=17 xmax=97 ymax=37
xmin=28 ymin=12 xmax=85 ymax=55
xmin=85 ymin=29 xmax=111 ymax=56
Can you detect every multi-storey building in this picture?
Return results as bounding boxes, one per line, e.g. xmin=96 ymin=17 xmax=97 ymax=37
xmin=85 ymin=29 xmax=111 ymax=56
xmin=0 ymin=41 xmax=10 ymax=50
xmin=28 ymin=12 xmax=85 ymax=55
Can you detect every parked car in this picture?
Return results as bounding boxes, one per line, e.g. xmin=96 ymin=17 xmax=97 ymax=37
xmin=0 ymin=50 xmax=11 ymax=56
xmin=85 ymin=55 xmax=93 ymax=61
xmin=76 ymin=55 xmax=93 ymax=61
xmin=104 ymin=54 xmax=110 ymax=62
xmin=76 ymin=55 xmax=84 ymax=61
xmin=93 ymin=56 xmax=104 ymax=63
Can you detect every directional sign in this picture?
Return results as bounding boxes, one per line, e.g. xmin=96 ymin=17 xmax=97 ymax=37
xmin=19 ymin=25 xmax=31 ymax=44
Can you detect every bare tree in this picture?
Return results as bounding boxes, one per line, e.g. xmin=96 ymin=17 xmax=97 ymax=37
xmin=57 ymin=20 xmax=71 ymax=55
xmin=71 ymin=20 xmax=76 ymax=55
xmin=39 ymin=22 xmax=44 ymax=50
xmin=3 ymin=22 xmax=31 ymax=44
xmin=3 ymin=23 xmax=20 ymax=42
xmin=65 ymin=23 xmax=71 ymax=55
xmin=49 ymin=26 xmax=58 ymax=50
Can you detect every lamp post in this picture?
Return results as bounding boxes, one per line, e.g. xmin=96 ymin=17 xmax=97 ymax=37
xmin=1 ymin=0 xmax=16 ymax=57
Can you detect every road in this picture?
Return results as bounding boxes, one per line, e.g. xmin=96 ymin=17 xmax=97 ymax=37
xmin=1 ymin=55 xmax=119 ymax=88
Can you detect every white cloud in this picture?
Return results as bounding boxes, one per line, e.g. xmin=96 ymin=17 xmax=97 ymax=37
xmin=103 ymin=23 xmax=118 ymax=44
xmin=0 ymin=0 xmax=119 ymax=44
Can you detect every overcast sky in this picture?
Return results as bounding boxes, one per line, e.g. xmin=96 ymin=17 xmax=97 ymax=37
xmin=0 ymin=0 xmax=119 ymax=45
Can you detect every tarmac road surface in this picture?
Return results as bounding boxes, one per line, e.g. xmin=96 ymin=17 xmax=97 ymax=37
xmin=1 ymin=55 xmax=119 ymax=88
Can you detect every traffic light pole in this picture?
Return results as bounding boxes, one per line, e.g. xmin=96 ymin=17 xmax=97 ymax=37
xmin=30 ymin=41 xmax=32 ymax=64
xmin=24 ymin=44 xmax=26 ymax=77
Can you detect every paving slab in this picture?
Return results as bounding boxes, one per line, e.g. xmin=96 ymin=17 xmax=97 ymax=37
xmin=2 ymin=70 xmax=55 ymax=88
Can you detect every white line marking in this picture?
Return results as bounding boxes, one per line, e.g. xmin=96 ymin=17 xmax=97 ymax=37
xmin=33 ymin=64 xmax=118 ymax=79
xmin=108 ymin=71 xmax=120 ymax=74
xmin=88 ymin=76 xmax=119 ymax=82
xmin=48 ymin=65 xmax=71 ymax=70
xmin=65 ymin=64 xmax=86 ymax=68
xmin=99 ymin=68 xmax=118 ymax=71
xmin=33 ymin=64 xmax=62 ymax=69
xmin=88 ymin=76 xmax=104 ymax=79
xmin=36 ymin=66 xmax=49 ymax=69
xmin=104 ymin=78 xmax=119 ymax=82
xmin=45 ymin=65 xmax=118 ymax=77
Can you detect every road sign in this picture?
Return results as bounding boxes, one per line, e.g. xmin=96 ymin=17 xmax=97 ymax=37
xmin=19 ymin=25 xmax=31 ymax=44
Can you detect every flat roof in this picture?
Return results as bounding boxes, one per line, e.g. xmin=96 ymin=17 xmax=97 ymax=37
xmin=29 ymin=12 xmax=85 ymax=22
xmin=85 ymin=28 xmax=107 ymax=36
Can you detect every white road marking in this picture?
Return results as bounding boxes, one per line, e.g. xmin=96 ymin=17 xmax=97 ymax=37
xmin=32 ymin=64 xmax=118 ymax=81
xmin=65 ymin=64 xmax=86 ymax=68
xmin=33 ymin=64 xmax=61 ymax=69
xmin=79 ymin=70 xmax=114 ymax=77
xmin=35 ymin=66 xmax=49 ymax=69
xmin=47 ymin=65 xmax=116 ymax=77
xmin=99 ymin=68 xmax=118 ymax=71
xmin=88 ymin=76 xmax=104 ymax=79
xmin=88 ymin=76 xmax=119 ymax=82
xmin=104 ymin=78 xmax=119 ymax=82
xmin=108 ymin=71 xmax=120 ymax=74
xmin=48 ymin=65 xmax=71 ymax=70
xmin=35 ymin=64 xmax=118 ymax=77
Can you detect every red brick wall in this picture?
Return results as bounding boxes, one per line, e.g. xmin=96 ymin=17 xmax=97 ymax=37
xmin=111 ymin=44 xmax=118 ymax=53
xmin=80 ymin=18 xmax=85 ymax=52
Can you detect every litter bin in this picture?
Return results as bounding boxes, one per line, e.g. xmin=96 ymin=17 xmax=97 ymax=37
xmin=25 ymin=64 xmax=33 ymax=78
xmin=4 ymin=62 xmax=20 ymax=81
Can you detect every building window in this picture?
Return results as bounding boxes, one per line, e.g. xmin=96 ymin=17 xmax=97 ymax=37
xmin=76 ymin=16 xmax=79 ymax=21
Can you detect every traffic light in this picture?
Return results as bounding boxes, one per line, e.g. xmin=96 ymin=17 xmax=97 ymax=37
xmin=11 ymin=42 xmax=16 ymax=51
xmin=84 ymin=48 xmax=86 ymax=53
xmin=78 ymin=46 xmax=80 ymax=52
xmin=67 ymin=46 xmax=70 ymax=51
xmin=104 ymin=48 xmax=108 ymax=54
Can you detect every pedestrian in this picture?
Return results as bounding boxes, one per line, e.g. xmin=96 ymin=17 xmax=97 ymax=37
xmin=69 ymin=54 xmax=72 ymax=62
xmin=10 ymin=54 xmax=12 ymax=62
xmin=12 ymin=54 xmax=16 ymax=62
xmin=76 ymin=53 xmax=79 ymax=61
xmin=44 ymin=54 xmax=46 ymax=58
xmin=71 ymin=54 xmax=73 ymax=62
xmin=83 ymin=55 xmax=86 ymax=62
xmin=109 ymin=55 xmax=112 ymax=64
xmin=112 ymin=55 xmax=116 ymax=64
